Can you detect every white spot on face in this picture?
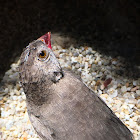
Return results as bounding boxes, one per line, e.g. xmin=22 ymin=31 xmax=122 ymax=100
xmin=24 ymin=51 xmax=30 ymax=62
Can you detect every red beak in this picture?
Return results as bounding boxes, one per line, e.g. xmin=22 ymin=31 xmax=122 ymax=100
xmin=38 ymin=32 xmax=52 ymax=49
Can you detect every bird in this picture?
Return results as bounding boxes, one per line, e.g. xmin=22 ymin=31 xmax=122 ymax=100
xmin=19 ymin=32 xmax=133 ymax=140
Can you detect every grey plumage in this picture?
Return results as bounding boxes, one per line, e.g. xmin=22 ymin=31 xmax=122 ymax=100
xmin=19 ymin=40 xmax=133 ymax=140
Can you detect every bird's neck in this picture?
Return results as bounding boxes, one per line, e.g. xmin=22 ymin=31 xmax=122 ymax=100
xmin=25 ymin=82 xmax=54 ymax=107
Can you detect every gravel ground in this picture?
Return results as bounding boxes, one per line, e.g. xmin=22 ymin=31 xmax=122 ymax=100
xmin=0 ymin=44 xmax=140 ymax=140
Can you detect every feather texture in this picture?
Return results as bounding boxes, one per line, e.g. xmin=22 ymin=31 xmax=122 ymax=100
xmin=19 ymin=40 xmax=133 ymax=140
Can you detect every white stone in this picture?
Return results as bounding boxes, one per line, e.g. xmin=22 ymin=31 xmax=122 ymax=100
xmin=125 ymin=114 xmax=130 ymax=121
xmin=85 ymin=62 xmax=88 ymax=69
xmin=98 ymin=90 xmax=102 ymax=95
xmin=133 ymin=81 xmax=137 ymax=86
xmin=112 ymin=61 xmax=118 ymax=65
xmin=136 ymin=90 xmax=140 ymax=95
xmin=6 ymin=121 xmax=14 ymax=130
xmin=121 ymin=86 xmax=127 ymax=93
xmin=137 ymin=99 xmax=140 ymax=104
xmin=98 ymin=61 xmax=102 ymax=65
xmin=91 ymin=72 xmax=97 ymax=76
xmin=128 ymin=104 xmax=135 ymax=109
xmin=3 ymin=88 xmax=8 ymax=94
xmin=127 ymin=87 xmax=131 ymax=91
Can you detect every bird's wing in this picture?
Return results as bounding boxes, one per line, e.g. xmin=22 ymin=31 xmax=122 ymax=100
xmin=29 ymin=113 xmax=54 ymax=140
xmin=37 ymin=70 xmax=133 ymax=140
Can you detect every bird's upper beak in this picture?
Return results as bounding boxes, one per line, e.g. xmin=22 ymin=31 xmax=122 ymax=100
xmin=38 ymin=32 xmax=52 ymax=49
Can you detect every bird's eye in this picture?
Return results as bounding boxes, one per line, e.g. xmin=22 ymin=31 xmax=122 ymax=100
xmin=39 ymin=50 xmax=46 ymax=58
xmin=38 ymin=50 xmax=48 ymax=61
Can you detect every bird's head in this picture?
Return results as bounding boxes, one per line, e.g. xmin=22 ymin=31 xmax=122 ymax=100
xmin=19 ymin=32 xmax=63 ymax=90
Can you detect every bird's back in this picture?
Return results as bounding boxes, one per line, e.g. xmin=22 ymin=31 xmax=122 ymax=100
xmin=28 ymin=70 xmax=133 ymax=140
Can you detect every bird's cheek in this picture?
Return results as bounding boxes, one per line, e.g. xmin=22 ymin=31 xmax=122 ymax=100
xmin=31 ymin=70 xmax=38 ymax=76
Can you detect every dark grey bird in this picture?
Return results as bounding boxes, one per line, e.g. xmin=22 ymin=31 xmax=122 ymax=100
xmin=19 ymin=33 xmax=133 ymax=140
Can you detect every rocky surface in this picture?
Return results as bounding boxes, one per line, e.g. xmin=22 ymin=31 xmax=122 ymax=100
xmin=0 ymin=44 xmax=140 ymax=140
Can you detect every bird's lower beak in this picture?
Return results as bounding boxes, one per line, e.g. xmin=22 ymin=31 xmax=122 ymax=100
xmin=38 ymin=32 xmax=52 ymax=49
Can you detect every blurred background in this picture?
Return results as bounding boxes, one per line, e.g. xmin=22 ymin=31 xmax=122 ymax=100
xmin=0 ymin=0 xmax=139 ymax=80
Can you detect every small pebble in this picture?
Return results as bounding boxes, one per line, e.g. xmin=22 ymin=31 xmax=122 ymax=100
xmin=73 ymin=52 xmax=79 ymax=57
xmin=131 ymin=86 xmax=139 ymax=92
xmin=75 ymin=63 xmax=80 ymax=69
xmin=133 ymin=81 xmax=137 ymax=86
xmin=136 ymin=90 xmax=140 ymax=95
xmin=121 ymin=86 xmax=127 ymax=93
